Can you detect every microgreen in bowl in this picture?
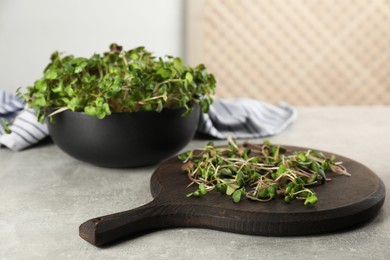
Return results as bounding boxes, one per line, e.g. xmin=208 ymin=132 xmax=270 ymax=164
xmin=18 ymin=44 xmax=216 ymax=122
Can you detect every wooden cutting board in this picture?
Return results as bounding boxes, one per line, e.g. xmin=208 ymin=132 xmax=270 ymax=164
xmin=79 ymin=146 xmax=386 ymax=246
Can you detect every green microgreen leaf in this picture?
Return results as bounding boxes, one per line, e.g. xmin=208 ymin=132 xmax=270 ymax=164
xmin=232 ymin=189 xmax=242 ymax=203
xmin=226 ymin=184 xmax=239 ymax=196
xmin=157 ymin=68 xmax=171 ymax=78
xmin=84 ymin=106 xmax=96 ymax=116
xmin=199 ymin=183 xmax=207 ymax=195
xmin=304 ymin=195 xmax=318 ymax=205
xmin=185 ymin=72 xmax=193 ymax=83
xmin=45 ymin=70 xmax=58 ymax=80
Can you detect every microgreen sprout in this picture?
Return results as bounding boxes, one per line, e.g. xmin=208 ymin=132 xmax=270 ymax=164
xmin=1 ymin=118 xmax=12 ymax=134
xmin=178 ymin=137 xmax=350 ymax=206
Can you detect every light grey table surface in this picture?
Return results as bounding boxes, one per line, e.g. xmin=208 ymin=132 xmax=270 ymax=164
xmin=1 ymin=107 xmax=389 ymax=260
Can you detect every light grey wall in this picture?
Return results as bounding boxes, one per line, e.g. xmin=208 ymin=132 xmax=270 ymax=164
xmin=0 ymin=0 xmax=184 ymax=93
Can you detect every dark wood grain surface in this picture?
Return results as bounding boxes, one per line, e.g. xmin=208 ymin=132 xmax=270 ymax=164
xmin=79 ymin=146 xmax=386 ymax=246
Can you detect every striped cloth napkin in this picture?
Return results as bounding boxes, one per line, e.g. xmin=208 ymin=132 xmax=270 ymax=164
xmin=0 ymin=91 xmax=296 ymax=151
xmin=0 ymin=91 xmax=48 ymax=151
xmin=197 ymin=99 xmax=297 ymax=139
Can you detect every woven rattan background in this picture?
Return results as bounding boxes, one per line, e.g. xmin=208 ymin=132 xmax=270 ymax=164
xmin=185 ymin=0 xmax=390 ymax=105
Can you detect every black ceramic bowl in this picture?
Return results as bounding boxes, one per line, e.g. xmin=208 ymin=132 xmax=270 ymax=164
xmin=48 ymin=104 xmax=200 ymax=168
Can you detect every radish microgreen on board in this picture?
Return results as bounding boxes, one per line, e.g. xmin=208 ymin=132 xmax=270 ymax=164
xmin=179 ymin=137 xmax=350 ymax=206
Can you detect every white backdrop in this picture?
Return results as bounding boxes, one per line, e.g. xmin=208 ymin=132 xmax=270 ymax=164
xmin=0 ymin=0 xmax=183 ymax=93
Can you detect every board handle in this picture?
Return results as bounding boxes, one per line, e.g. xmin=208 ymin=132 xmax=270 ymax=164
xmin=79 ymin=200 xmax=164 ymax=246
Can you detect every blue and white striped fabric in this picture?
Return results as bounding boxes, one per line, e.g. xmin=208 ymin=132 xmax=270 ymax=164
xmin=198 ymin=99 xmax=297 ymax=139
xmin=0 ymin=90 xmax=296 ymax=151
xmin=0 ymin=91 xmax=48 ymax=151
